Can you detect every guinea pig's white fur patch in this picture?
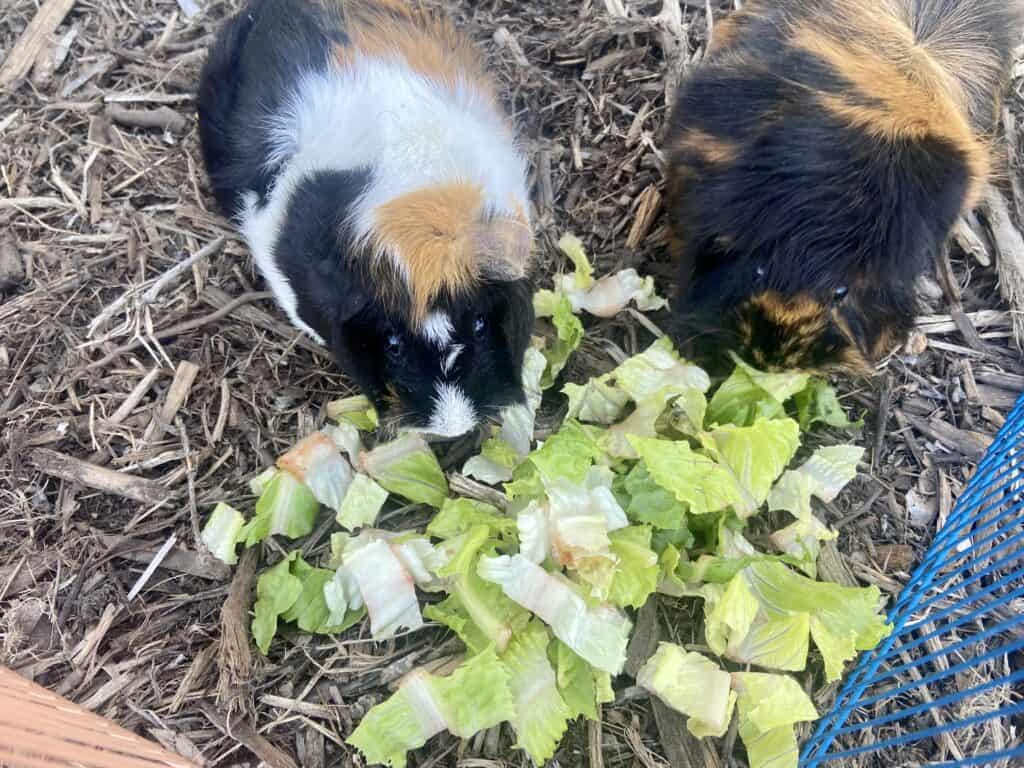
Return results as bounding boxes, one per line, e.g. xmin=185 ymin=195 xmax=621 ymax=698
xmin=422 ymin=311 xmax=454 ymax=347
xmin=238 ymin=57 xmax=529 ymax=331
xmin=428 ymin=381 xmax=477 ymax=438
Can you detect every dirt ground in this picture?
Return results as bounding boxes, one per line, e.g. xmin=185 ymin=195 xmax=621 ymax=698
xmin=2 ymin=0 xmax=1023 ymax=766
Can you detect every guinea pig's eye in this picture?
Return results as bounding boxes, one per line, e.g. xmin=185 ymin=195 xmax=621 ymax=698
xmin=386 ymin=333 xmax=402 ymax=355
xmin=833 ymin=286 xmax=849 ymax=302
xmin=754 ymin=264 xmax=767 ymax=282
xmin=473 ymin=314 xmax=487 ymax=337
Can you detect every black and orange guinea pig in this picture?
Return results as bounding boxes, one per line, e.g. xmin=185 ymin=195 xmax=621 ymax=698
xmin=197 ymin=0 xmax=534 ymax=438
xmin=667 ymin=0 xmax=1021 ymax=375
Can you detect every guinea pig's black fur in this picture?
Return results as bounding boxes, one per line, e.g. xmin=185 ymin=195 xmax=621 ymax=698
xmin=197 ymin=0 xmax=534 ymax=437
xmin=667 ymin=0 xmax=1021 ymax=375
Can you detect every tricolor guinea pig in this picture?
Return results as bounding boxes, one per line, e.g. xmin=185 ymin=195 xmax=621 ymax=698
xmin=197 ymin=0 xmax=534 ymax=437
xmin=667 ymin=0 xmax=1020 ymax=374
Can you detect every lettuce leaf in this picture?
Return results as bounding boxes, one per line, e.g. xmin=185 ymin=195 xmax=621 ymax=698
xmin=637 ymin=644 xmax=735 ymax=738
xmin=563 ymin=376 xmax=631 ymax=425
xmin=616 ymin=463 xmax=688 ymax=530
xmin=326 ymin=394 xmax=379 ymax=432
xmin=347 ymin=648 xmax=514 ymax=768
xmin=479 ymin=554 xmax=632 ymax=674
xmin=360 ymin=433 xmax=448 ymax=508
xmin=793 ymin=379 xmax=862 ymax=430
xmin=252 ymin=553 xmax=303 ymax=654
xmin=278 ymin=431 xmax=354 ymax=514
xmin=703 ymin=418 xmax=800 ymax=517
xmin=242 ymin=469 xmax=320 ymax=546
xmin=344 ymin=538 xmax=423 ymax=638
xmin=607 ymin=525 xmax=659 ymax=609
xmin=743 ymin=561 xmax=891 ymax=681
xmin=613 ymin=337 xmax=710 ymax=403
xmin=554 ymin=640 xmax=610 ymax=722
xmin=200 ymin=502 xmax=245 ymax=565
xmin=427 ymin=497 xmax=514 ymax=541
xmin=503 ymin=623 xmax=572 ymax=763
xmin=733 ymin=672 xmax=818 ymax=768
xmin=629 ymin=437 xmax=745 ymax=515
xmin=706 ymin=357 xmax=809 ymax=428
xmin=280 ymin=558 xmax=337 ymax=633
xmin=336 ymin=473 xmax=388 ymax=531
xmin=539 ymin=294 xmax=585 ymax=388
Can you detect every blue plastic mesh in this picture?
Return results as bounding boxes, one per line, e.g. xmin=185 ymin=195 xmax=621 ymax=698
xmin=801 ymin=394 xmax=1024 ymax=767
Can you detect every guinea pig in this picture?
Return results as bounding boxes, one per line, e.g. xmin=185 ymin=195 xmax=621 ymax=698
xmin=197 ymin=0 xmax=534 ymax=438
xmin=666 ymin=0 xmax=1020 ymax=375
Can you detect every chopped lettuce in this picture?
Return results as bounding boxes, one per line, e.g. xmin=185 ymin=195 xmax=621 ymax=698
xmin=360 ymin=433 xmax=448 ymax=508
xmin=615 ymin=463 xmax=687 ymax=530
xmin=542 ymin=293 xmax=585 ymax=388
xmin=479 ymin=554 xmax=631 ymax=674
xmin=553 ymin=234 xmax=667 ymax=317
xmin=793 ymin=378 xmax=862 ymax=430
xmin=427 ymin=498 xmax=514 ymax=541
xmin=200 ymin=502 xmax=245 ymax=565
xmin=703 ymin=418 xmax=801 ymax=517
xmin=344 ymin=538 xmax=423 ymax=638
xmin=554 ymin=640 xmax=611 ymax=722
xmin=637 ymin=644 xmax=735 ymax=738
xmin=563 ymin=376 xmax=631 ymax=425
xmin=613 ymin=337 xmax=710 ymax=402
xmin=607 ymin=526 xmax=660 ymax=609
xmin=706 ymin=356 xmax=809 ymax=428
xmin=425 ymin=524 xmax=529 ymax=654
xmin=326 ymin=394 xmax=379 ymax=431
xmin=503 ymin=623 xmax=572 ymax=763
xmin=252 ymin=553 xmax=304 ymax=654
xmin=733 ymin=672 xmax=818 ymax=768
xmin=280 ymin=558 xmax=337 ymax=633
xmin=347 ymin=648 xmax=514 ymax=768
xmin=242 ymin=469 xmax=320 ymax=545
xmin=279 ymin=431 xmax=354 ymax=514
xmin=629 ymin=436 xmax=746 ymax=515
xmin=336 ymin=473 xmax=388 ymax=531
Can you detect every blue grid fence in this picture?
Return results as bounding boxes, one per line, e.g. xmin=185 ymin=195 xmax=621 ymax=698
xmin=801 ymin=394 xmax=1024 ymax=767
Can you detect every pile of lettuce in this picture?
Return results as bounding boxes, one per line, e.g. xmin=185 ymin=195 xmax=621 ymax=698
xmin=202 ymin=235 xmax=889 ymax=768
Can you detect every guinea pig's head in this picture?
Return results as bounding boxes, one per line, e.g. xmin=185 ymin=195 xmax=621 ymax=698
xmin=668 ymin=53 xmax=979 ymax=375
xmin=331 ymin=278 xmax=534 ymax=439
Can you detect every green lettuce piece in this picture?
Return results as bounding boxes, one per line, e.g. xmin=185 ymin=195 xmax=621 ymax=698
xmin=600 ymin=388 xmax=676 ymax=459
xmin=347 ymin=648 xmax=515 ymax=768
xmin=552 ymin=235 xmax=666 ymax=317
xmin=200 ymin=502 xmax=245 ymax=565
xmin=503 ymin=623 xmax=572 ymax=763
xmin=706 ymin=356 xmax=810 ymax=428
xmin=672 ymin=387 xmax=709 ymax=436
xmin=360 ymin=433 xmax=448 ymax=508
xmin=554 ymin=641 xmax=609 ymax=721
xmin=463 ymin=437 xmax=521 ymax=484
xmin=745 ymin=561 xmax=891 ymax=681
xmin=542 ymin=294 xmax=585 ymax=388
xmin=616 ymin=463 xmax=688 ymax=530
xmin=607 ymin=526 xmax=659 ymax=609
xmin=326 ymin=394 xmax=379 ymax=431
xmin=769 ymin=514 xmax=838 ymax=578
xmin=336 ymin=473 xmax=388 ymax=531
xmin=479 ymin=554 xmax=632 ymax=674
xmin=426 ymin=498 xmax=514 ymax=541
xmin=278 ymin=431 xmax=354 ymax=514
xmin=637 ymin=644 xmax=735 ymax=738
xmin=794 ymin=378 xmax=862 ymax=430
xmin=733 ymin=672 xmax=818 ymax=768
xmin=704 ymin=418 xmax=800 ymax=517
xmin=425 ymin=525 xmax=528 ymax=654
xmin=557 ymin=233 xmax=595 ymax=289
xmin=242 ymin=469 xmax=320 ymax=546
xmin=629 ymin=436 xmax=745 ymax=515
xmin=533 ymin=420 xmax=604 ymax=482
xmin=252 ymin=553 xmax=303 ymax=654
xmin=728 ymin=611 xmax=810 ymax=672
xmin=280 ymin=558 xmax=336 ymax=633
xmin=704 ymin=573 xmax=759 ymax=656
xmin=563 ymin=376 xmax=631 ymax=425
xmin=612 ymin=337 xmax=711 ymax=403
